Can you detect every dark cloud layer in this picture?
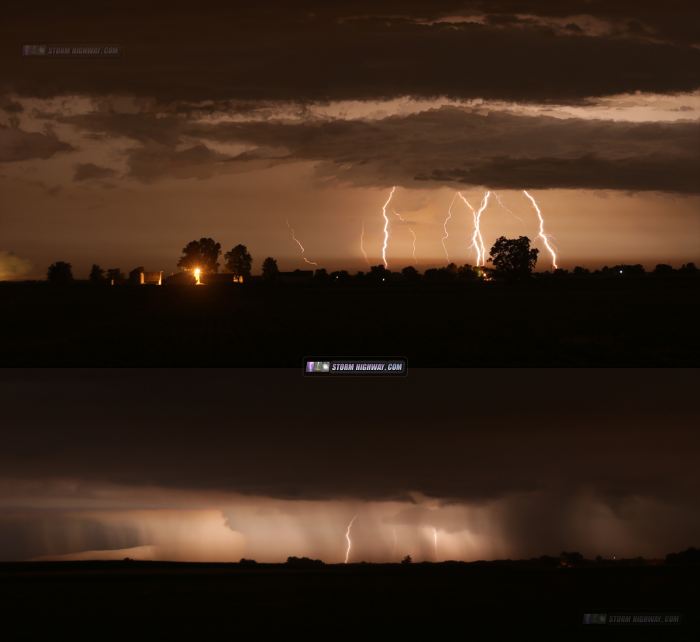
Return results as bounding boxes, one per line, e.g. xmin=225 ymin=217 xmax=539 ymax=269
xmin=2 ymin=2 xmax=699 ymax=103
xmin=73 ymin=162 xmax=116 ymax=182
xmin=1 ymin=368 xmax=697 ymax=503
xmin=0 ymin=125 xmax=72 ymax=162
xmin=196 ymin=109 xmax=700 ymax=192
xmin=65 ymin=107 xmax=699 ymax=191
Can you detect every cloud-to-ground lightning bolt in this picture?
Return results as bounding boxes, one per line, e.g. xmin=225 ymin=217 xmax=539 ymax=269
xmin=360 ymin=221 xmax=370 ymax=266
xmin=457 ymin=192 xmax=477 ymax=263
xmin=460 ymin=191 xmax=491 ymax=266
xmin=393 ymin=209 xmax=418 ymax=264
xmin=381 ymin=186 xmax=397 ymax=268
xmin=344 ymin=515 xmax=358 ymax=564
xmin=441 ymin=193 xmax=459 ymax=263
xmin=409 ymin=228 xmax=417 ymax=264
xmin=286 ymin=219 xmax=318 ymax=267
xmin=433 ymin=527 xmax=439 ymax=561
xmin=523 ymin=190 xmax=558 ymax=270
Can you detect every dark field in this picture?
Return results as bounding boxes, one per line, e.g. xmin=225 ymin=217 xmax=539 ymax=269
xmin=2 ymin=279 xmax=699 ymax=366
xmin=0 ymin=561 xmax=695 ymax=640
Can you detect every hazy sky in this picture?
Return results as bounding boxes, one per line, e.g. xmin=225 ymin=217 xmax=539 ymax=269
xmin=1 ymin=1 xmax=699 ymax=278
xmin=1 ymin=368 xmax=698 ymax=562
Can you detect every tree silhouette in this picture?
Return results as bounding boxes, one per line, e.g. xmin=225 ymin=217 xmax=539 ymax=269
xmin=330 ymin=270 xmax=350 ymax=283
xmin=89 ymin=264 xmax=106 ymax=284
xmin=369 ymin=264 xmax=389 ymax=282
xmin=261 ymin=257 xmax=279 ymax=281
xmin=666 ymin=547 xmax=700 ymax=565
xmin=560 ymin=551 xmax=584 ymax=567
xmin=488 ymin=236 xmax=538 ymax=280
xmin=457 ymin=264 xmax=479 ymax=281
xmin=285 ymin=556 xmax=324 ymax=568
xmin=401 ymin=555 xmax=412 ymax=564
xmin=611 ymin=264 xmax=645 ymax=277
xmin=424 ymin=267 xmax=456 ymax=282
xmin=224 ymin=244 xmax=252 ymax=279
xmin=178 ymin=238 xmax=221 ymax=273
xmin=47 ymin=261 xmax=73 ymax=284
xmin=654 ymin=264 xmax=674 ymax=276
xmin=401 ymin=266 xmax=420 ymax=282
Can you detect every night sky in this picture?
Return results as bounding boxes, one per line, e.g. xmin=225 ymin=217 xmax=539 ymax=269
xmin=1 ymin=368 xmax=698 ymax=562
xmin=1 ymin=1 xmax=699 ymax=279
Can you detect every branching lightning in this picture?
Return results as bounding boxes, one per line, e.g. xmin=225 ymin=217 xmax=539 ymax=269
xmin=381 ymin=186 xmax=397 ymax=268
xmin=344 ymin=515 xmax=358 ymax=564
xmin=460 ymin=191 xmax=491 ymax=267
xmin=441 ymin=193 xmax=459 ymax=263
xmin=523 ymin=190 xmax=558 ymax=270
xmin=286 ymin=219 xmax=318 ymax=267
xmin=393 ymin=209 xmax=418 ymax=264
xmin=290 ymin=186 xmax=557 ymax=274
xmin=457 ymin=191 xmax=476 ymax=264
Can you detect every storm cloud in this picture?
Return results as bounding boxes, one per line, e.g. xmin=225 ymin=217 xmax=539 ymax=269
xmin=2 ymin=2 xmax=699 ymax=104
xmin=57 ymin=107 xmax=700 ymax=192
xmin=0 ymin=368 xmax=698 ymax=561
xmin=0 ymin=125 xmax=72 ymax=162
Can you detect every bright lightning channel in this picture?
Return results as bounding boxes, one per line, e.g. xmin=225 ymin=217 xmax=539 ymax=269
xmin=457 ymin=192 xmax=477 ymax=264
xmin=433 ymin=527 xmax=439 ymax=561
xmin=286 ymin=219 xmax=318 ymax=267
xmin=381 ymin=186 xmax=397 ymax=268
xmin=441 ymin=193 xmax=459 ymax=263
xmin=344 ymin=515 xmax=358 ymax=564
xmin=523 ymin=190 xmax=558 ymax=270
xmin=462 ymin=191 xmax=491 ymax=266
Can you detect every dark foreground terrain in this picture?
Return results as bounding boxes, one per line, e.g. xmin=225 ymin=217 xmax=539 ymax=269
xmin=0 ymin=561 xmax=696 ymax=640
xmin=2 ymin=278 xmax=699 ymax=366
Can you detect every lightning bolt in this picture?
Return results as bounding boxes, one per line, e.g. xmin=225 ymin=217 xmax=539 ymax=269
xmin=433 ymin=527 xmax=439 ymax=561
xmin=460 ymin=191 xmax=491 ymax=266
xmin=393 ymin=210 xmax=418 ymax=264
xmin=360 ymin=221 xmax=370 ymax=266
xmin=286 ymin=219 xmax=318 ymax=267
xmin=344 ymin=515 xmax=358 ymax=564
xmin=523 ymin=190 xmax=558 ymax=270
xmin=441 ymin=193 xmax=459 ymax=263
xmin=381 ymin=186 xmax=397 ymax=268
xmin=457 ymin=192 xmax=477 ymax=263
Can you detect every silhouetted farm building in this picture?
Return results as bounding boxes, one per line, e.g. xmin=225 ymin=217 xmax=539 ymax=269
xmin=162 ymin=271 xmax=244 ymax=285
xmin=201 ymin=273 xmax=244 ymax=285
xmin=140 ymin=271 xmax=163 ymax=285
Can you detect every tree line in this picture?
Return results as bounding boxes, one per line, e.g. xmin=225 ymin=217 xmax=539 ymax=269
xmin=45 ymin=235 xmax=698 ymax=284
